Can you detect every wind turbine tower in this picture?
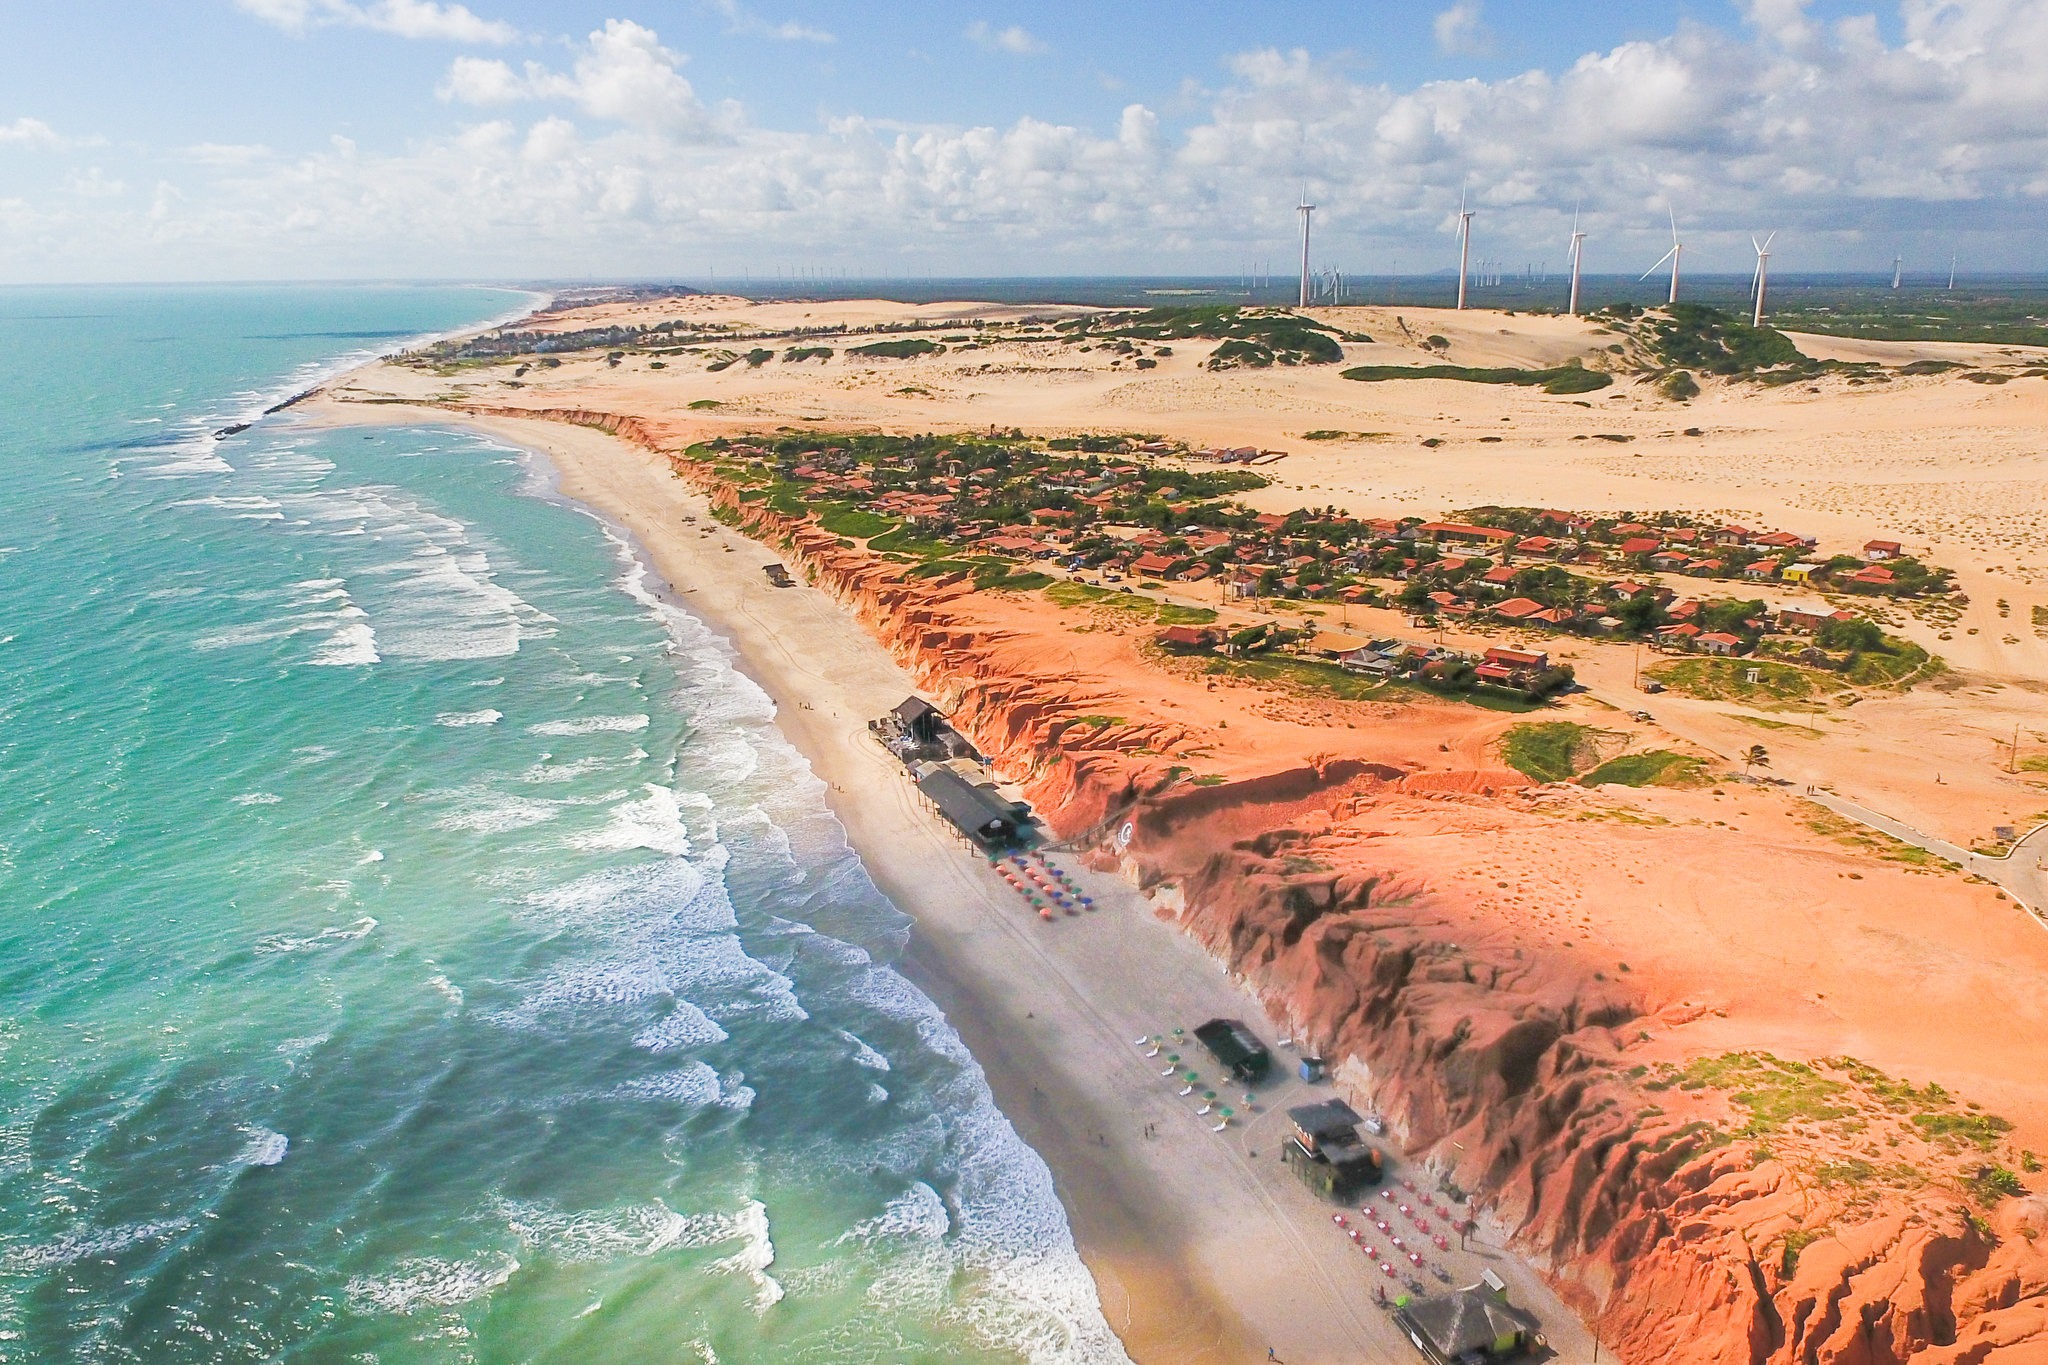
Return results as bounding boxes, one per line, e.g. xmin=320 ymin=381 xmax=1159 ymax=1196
xmin=1892 ymin=255 xmax=1903 ymax=290
xmin=1751 ymin=232 xmax=1776 ymax=328
xmin=1641 ymin=207 xmax=1683 ymax=305
xmin=1297 ymin=189 xmax=1316 ymax=309
xmin=1567 ymin=209 xmax=1588 ymax=315
xmin=1456 ymin=194 xmax=1475 ymax=310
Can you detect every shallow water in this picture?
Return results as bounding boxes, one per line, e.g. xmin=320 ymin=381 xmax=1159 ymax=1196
xmin=0 ymin=286 xmax=1124 ymax=1363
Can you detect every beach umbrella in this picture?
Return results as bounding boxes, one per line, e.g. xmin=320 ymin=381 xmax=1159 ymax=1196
xmin=1171 ymin=1027 xmax=1184 ymax=1037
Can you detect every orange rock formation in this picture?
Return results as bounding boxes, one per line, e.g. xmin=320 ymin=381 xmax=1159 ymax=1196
xmin=458 ymin=402 xmax=2048 ymax=1365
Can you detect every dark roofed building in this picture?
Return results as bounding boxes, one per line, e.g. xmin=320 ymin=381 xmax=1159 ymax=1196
xmin=1394 ymin=1282 xmax=1543 ymax=1365
xmin=913 ymin=763 xmax=1028 ymax=851
xmin=891 ymin=696 xmax=946 ymax=745
xmin=1283 ymin=1099 xmax=1382 ymax=1199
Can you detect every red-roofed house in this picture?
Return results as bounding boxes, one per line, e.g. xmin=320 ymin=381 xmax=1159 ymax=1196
xmin=1619 ymin=537 xmax=1663 ymax=556
xmin=1493 ymin=598 xmax=1548 ymax=622
xmin=1863 ymin=540 xmax=1903 ymax=561
xmin=1697 ymin=631 xmax=1748 ymax=656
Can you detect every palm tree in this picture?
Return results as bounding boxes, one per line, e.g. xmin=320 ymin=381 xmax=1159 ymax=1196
xmin=1742 ymin=744 xmax=1770 ymax=776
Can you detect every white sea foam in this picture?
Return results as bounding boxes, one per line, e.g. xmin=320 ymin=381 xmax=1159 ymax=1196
xmin=713 ymin=1200 xmax=784 ymax=1313
xmin=529 ymin=714 xmax=650 ymax=737
xmin=345 ymin=1254 xmax=519 ymax=1315
xmin=232 ymin=792 xmax=282 ymax=806
xmin=435 ymin=709 xmax=503 ymax=727
xmin=571 ymin=784 xmax=694 ymax=857
xmin=3 ymin=1219 xmax=192 ymax=1271
xmin=428 ymin=974 xmax=465 ymax=1007
xmin=255 ymin=915 xmax=377 ymax=955
xmin=433 ymin=796 xmax=562 ymax=835
xmin=309 ymin=620 xmax=380 ymax=666
xmin=235 ymin=1127 xmax=289 ymax=1167
xmin=497 ymin=1196 xmax=740 ymax=1263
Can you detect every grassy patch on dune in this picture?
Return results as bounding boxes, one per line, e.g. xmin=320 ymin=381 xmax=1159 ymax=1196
xmin=1499 ymin=722 xmax=1596 ymax=783
xmin=1342 ymin=363 xmax=1613 ymax=394
xmin=1043 ymin=580 xmax=1217 ymax=625
xmin=1581 ymin=750 xmax=1708 ymax=788
xmin=1648 ymin=657 xmax=1833 ymax=707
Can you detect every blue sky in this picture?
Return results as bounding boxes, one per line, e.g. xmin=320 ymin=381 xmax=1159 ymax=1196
xmin=1 ymin=1 xmax=2040 ymax=281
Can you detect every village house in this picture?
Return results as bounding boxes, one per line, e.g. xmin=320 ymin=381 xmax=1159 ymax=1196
xmin=1864 ymin=539 xmax=1903 ymax=561
xmin=1696 ymin=631 xmax=1749 ymax=656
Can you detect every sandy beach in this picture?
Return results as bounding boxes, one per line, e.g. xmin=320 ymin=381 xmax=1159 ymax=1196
xmin=299 ymin=396 xmax=1602 ymax=1364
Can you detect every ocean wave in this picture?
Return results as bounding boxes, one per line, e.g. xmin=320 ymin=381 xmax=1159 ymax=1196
xmin=434 ymin=709 xmax=503 ymax=727
xmin=570 ymin=783 xmax=696 ymax=857
xmin=232 ymin=792 xmax=282 ymax=806
xmin=529 ymin=713 xmax=650 ymax=737
xmin=3 ymin=1219 xmax=192 ymax=1272
xmin=345 ymin=1253 xmax=519 ymax=1315
xmin=432 ymin=795 xmax=563 ymax=835
xmin=254 ymin=915 xmax=377 ymax=955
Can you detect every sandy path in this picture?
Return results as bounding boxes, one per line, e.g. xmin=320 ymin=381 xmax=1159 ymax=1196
xmin=297 ymin=397 xmax=1604 ymax=1365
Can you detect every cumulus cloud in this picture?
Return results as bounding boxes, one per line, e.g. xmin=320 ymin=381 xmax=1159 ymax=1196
xmin=966 ymin=21 xmax=1047 ymax=56
xmin=438 ymin=20 xmax=713 ymax=134
xmin=1433 ymin=2 xmax=1492 ymax=56
xmin=0 ymin=117 xmax=66 ymax=149
xmin=234 ymin=0 xmax=519 ymax=44
xmin=17 ymin=4 xmax=2048 ymax=280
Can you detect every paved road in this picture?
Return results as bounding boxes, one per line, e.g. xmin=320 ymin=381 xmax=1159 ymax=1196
xmin=1801 ymin=788 xmax=2048 ymax=926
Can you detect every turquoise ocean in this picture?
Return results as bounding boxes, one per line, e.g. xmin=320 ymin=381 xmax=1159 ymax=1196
xmin=0 ymin=286 xmax=1125 ymax=1364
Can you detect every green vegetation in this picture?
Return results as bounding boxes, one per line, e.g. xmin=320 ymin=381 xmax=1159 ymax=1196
xmin=1658 ymin=369 xmax=1701 ymax=401
xmin=1968 ymin=1166 xmax=2027 ymax=1206
xmin=1341 ymin=361 xmax=1613 ymax=394
xmin=1056 ymin=305 xmax=1346 ymax=367
xmin=815 ymin=505 xmax=896 ymax=539
xmin=847 ymin=338 xmax=944 ymax=359
xmin=1581 ymin=750 xmax=1707 ymax=788
xmin=1638 ymin=303 xmax=1806 ymax=374
xmin=1649 ymin=657 xmax=1833 ymax=706
xmin=687 ymin=399 xmax=723 ymax=410
xmin=1781 ymin=1228 xmax=1825 ymax=1276
xmin=1499 ymin=722 xmax=1596 ymax=783
xmin=1044 ymin=580 xmax=1217 ymax=625
xmin=1656 ymin=1053 xmax=1854 ymax=1137
xmin=1913 ymin=1111 xmax=2015 ymax=1152
xmin=782 ymin=345 xmax=834 ymax=363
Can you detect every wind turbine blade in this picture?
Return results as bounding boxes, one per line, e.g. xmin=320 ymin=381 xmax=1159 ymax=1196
xmin=1762 ymin=231 xmax=1776 ymax=252
xmin=1669 ymin=204 xmax=1679 ymax=244
xmin=1640 ymin=246 xmax=1679 ymax=281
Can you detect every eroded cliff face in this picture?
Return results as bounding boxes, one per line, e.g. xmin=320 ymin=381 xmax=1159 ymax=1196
xmin=461 ymin=407 xmax=2048 ymax=1365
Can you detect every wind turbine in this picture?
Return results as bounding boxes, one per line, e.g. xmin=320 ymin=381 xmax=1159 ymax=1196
xmin=1567 ymin=207 xmax=1588 ymax=315
xmin=1456 ymin=191 xmax=1475 ymax=310
xmin=1750 ymin=232 xmax=1776 ymax=328
xmin=1892 ymin=255 xmax=1903 ymax=290
xmin=1296 ymin=187 xmax=1316 ymax=309
xmin=1641 ymin=206 xmax=1683 ymax=305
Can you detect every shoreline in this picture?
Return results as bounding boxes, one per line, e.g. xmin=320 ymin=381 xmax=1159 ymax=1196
xmin=295 ymin=394 xmax=1602 ymax=1364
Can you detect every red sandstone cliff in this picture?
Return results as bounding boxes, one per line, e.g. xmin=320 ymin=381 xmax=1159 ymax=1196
xmin=451 ymin=404 xmax=2048 ymax=1365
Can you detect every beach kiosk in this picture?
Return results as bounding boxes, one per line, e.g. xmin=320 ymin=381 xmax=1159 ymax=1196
xmin=911 ymin=762 xmax=1030 ymax=853
xmin=1192 ymin=1019 xmax=1271 ymax=1082
xmin=1281 ymin=1098 xmax=1383 ymax=1200
xmin=1393 ymin=1276 xmax=1544 ymax=1365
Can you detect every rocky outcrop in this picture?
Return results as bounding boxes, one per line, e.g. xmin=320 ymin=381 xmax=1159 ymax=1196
xmin=467 ymin=405 xmax=2048 ymax=1365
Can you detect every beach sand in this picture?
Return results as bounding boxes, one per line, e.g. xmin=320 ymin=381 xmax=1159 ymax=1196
xmin=299 ymin=397 xmax=1603 ymax=1364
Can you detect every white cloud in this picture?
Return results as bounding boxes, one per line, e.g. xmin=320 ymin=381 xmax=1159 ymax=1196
xmin=704 ymin=0 xmax=834 ymax=43
xmin=966 ymin=21 xmax=1047 ymax=56
xmin=0 ymin=117 xmax=65 ymax=149
xmin=1433 ymin=2 xmax=1492 ymax=57
xmin=234 ymin=0 xmax=519 ymax=43
xmin=18 ymin=6 xmax=2048 ymax=279
xmin=438 ymin=21 xmax=713 ymax=134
